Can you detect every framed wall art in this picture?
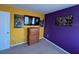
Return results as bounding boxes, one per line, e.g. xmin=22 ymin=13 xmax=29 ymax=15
xmin=14 ymin=14 xmax=24 ymax=28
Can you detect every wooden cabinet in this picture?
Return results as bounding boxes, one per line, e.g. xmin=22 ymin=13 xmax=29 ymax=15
xmin=27 ymin=27 xmax=39 ymax=45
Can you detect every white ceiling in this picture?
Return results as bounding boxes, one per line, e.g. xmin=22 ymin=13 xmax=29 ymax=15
xmin=9 ymin=4 xmax=77 ymax=14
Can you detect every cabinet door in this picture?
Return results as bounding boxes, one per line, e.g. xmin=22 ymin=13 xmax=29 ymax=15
xmin=28 ymin=28 xmax=39 ymax=45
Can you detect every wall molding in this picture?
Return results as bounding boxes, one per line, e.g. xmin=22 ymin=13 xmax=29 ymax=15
xmin=43 ymin=37 xmax=70 ymax=54
xmin=10 ymin=42 xmax=26 ymax=47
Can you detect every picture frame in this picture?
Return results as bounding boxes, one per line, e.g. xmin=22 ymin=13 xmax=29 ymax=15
xmin=55 ymin=15 xmax=73 ymax=26
xmin=14 ymin=14 xmax=24 ymax=28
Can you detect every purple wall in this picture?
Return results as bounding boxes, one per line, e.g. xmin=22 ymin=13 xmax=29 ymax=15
xmin=44 ymin=5 xmax=79 ymax=54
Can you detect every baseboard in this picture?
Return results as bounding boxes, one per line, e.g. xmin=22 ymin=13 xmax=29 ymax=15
xmin=10 ymin=38 xmax=43 ymax=47
xmin=43 ymin=37 xmax=70 ymax=54
xmin=10 ymin=42 xmax=26 ymax=47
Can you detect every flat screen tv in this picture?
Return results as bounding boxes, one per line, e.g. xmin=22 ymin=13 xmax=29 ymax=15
xmin=24 ymin=16 xmax=40 ymax=25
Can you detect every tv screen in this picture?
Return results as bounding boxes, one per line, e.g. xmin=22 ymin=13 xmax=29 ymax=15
xmin=32 ymin=17 xmax=35 ymax=25
xmin=24 ymin=16 xmax=29 ymax=25
xmin=24 ymin=16 xmax=40 ymax=25
xmin=34 ymin=17 xmax=40 ymax=25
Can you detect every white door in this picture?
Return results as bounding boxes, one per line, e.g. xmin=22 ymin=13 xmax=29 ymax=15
xmin=0 ymin=11 xmax=10 ymax=50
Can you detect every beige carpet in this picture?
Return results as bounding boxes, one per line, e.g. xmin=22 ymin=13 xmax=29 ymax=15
xmin=0 ymin=39 xmax=67 ymax=54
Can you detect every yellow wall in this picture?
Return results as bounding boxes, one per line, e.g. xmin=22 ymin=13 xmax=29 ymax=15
xmin=0 ymin=4 xmax=44 ymax=46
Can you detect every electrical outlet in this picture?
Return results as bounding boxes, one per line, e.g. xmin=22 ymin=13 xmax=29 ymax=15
xmin=47 ymin=34 xmax=49 ymax=37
